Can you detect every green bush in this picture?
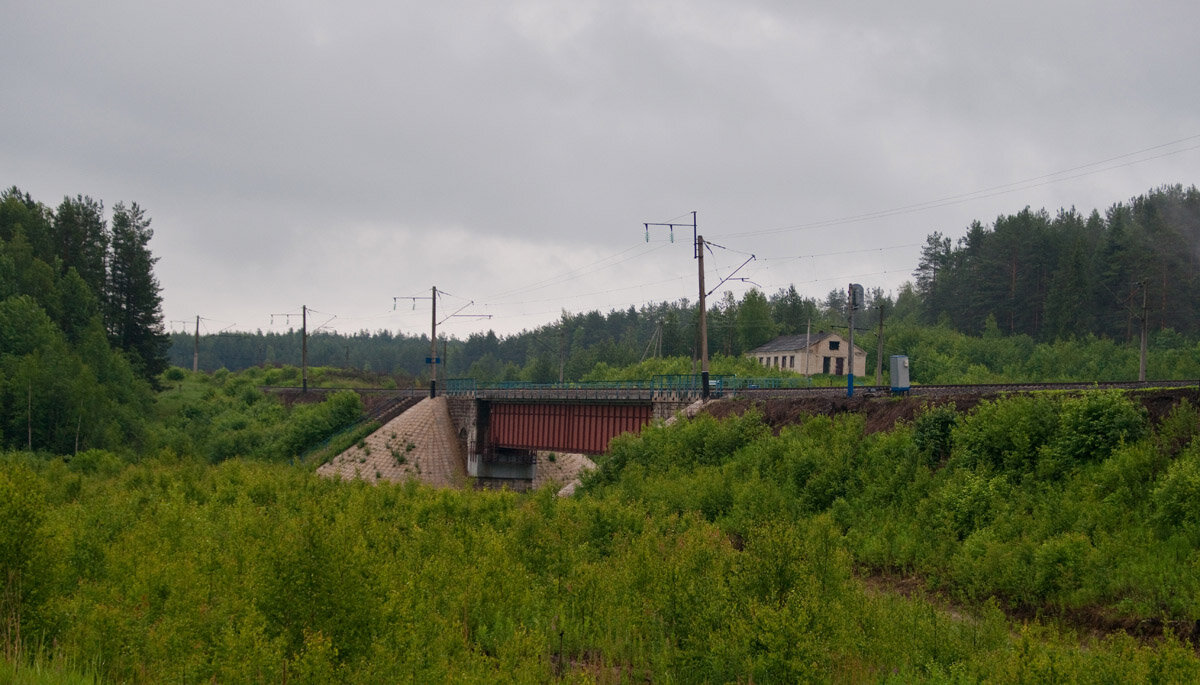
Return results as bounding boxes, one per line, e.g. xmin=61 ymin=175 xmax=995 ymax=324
xmin=912 ymin=402 xmax=958 ymax=467
xmin=952 ymin=394 xmax=1059 ymax=476
xmin=1151 ymin=445 xmax=1200 ymax=535
xmin=271 ymin=391 xmax=364 ymax=460
xmin=66 ymin=449 xmax=125 ymax=476
xmin=925 ymin=470 xmax=1006 ymax=541
xmin=1154 ymin=399 xmax=1200 ymax=456
xmin=1040 ymin=391 xmax=1146 ymax=476
xmin=0 ymin=464 xmax=49 ymax=651
xmin=1031 ymin=532 xmax=1096 ymax=603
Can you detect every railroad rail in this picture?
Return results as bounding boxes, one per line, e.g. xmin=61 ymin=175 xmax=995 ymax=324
xmin=259 ymin=379 xmax=1197 ymax=403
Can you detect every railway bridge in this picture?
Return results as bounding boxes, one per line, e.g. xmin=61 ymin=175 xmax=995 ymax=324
xmin=444 ymin=377 xmax=705 ymax=483
xmin=296 ymin=377 xmax=1197 ymax=488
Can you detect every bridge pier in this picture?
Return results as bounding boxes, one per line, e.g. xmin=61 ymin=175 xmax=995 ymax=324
xmin=447 ymin=396 xmax=541 ymax=488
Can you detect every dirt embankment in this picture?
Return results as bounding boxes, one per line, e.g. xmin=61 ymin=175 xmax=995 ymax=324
xmin=701 ymin=387 xmax=1200 ymax=434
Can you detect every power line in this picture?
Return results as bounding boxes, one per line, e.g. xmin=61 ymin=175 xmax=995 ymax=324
xmin=486 ymin=242 xmax=666 ymax=301
xmin=713 ymin=134 xmax=1200 ymax=239
xmin=761 ymin=242 xmax=921 ymax=262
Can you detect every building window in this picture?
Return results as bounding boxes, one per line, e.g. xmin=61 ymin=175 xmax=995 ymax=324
xmin=789 ymin=355 xmax=795 ymax=368
xmin=829 ymin=340 xmax=840 ymax=351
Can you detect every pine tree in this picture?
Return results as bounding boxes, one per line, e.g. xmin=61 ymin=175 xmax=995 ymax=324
xmin=106 ymin=202 xmax=169 ymax=381
xmin=53 ymin=195 xmax=109 ymax=296
xmin=736 ymin=288 xmax=777 ymax=352
xmin=0 ymin=187 xmax=54 ymax=260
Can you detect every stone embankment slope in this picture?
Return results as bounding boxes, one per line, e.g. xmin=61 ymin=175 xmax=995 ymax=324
xmin=317 ymin=396 xmax=466 ymax=487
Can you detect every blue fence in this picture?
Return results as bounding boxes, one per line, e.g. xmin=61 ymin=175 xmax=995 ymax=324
xmin=443 ymin=374 xmax=815 ymax=399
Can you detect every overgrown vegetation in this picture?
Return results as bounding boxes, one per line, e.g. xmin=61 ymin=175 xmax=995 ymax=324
xmin=153 ymin=368 xmax=365 ymax=464
xmin=0 ymin=372 xmax=1198 ymax=680
xmin=4 ymin=413 xmax=1200 ymax=682
xmin=584 ymin=391 xmax=1200 ymax=630
xmin=7 ymin=182 xmax=1200 ymax=680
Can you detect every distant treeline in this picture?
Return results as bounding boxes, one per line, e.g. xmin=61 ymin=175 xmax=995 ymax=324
xmin=168 ymin=290 xmax=877 ymax=383
xmin=171 ymin=185 xmax=1200 ymax=382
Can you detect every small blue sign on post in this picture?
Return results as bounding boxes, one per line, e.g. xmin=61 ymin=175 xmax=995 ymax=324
xmin=425 ymin=357 xmax=441 ymax=364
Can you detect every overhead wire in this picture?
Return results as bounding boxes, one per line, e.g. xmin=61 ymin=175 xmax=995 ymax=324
xmin=712 ymin=134 xmax=1200 ymax=239
xmin=760 ymin=242 xmax=921 ymax=262
xmin=486 ymin=242 xmax=666 ymax=301
xmin=190 ymin=136 xmax=1199 ymax=338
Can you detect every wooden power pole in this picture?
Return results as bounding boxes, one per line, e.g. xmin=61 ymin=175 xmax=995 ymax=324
xmin=193 ymin=315 xmax=200 ymax=373
xmin=1139 ymin=283 xmax=1148 ymax=382
xmin=301 ymin=305 xmax=308 ymax=393
xmin=430 ymin=286 xmax=438 ymax=398
xmin=874 ymin=302 xmax=885 ymax=386
xmin=643 ymin=212 xmax=708 ymax=398
xmin=697 ymin=233 xmax=710 ymax=399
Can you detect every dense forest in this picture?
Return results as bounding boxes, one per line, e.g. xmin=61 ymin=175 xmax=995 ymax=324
xmin=916 ymin=184 xmax=1200 ymax=339
xmin=0 ymin=187 xmax=170 ymax=454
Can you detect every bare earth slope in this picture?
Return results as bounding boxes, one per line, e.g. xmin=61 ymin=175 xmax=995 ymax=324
xmin=317 ymin=396 xmax=466 ymax=487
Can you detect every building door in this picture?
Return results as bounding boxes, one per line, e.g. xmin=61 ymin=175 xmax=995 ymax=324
xmin=822 ymin=356 xmax=831 ymax=374
xmin=835 ymin=357 xmax=844 ymax=375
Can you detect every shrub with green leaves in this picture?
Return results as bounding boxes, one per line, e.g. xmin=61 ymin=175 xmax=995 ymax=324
xmin=951 ymin=394 xmax=1059 ymax=475
xmin=1041 ymin=391 xmax=1146 ymax=475
xmin=1151 ymin=444 xmax=1200 ymax=536
xmin=912 ymin=402 xmax=958 ymax=467
xmin=271 ymin=390 xmax=364 ymax=460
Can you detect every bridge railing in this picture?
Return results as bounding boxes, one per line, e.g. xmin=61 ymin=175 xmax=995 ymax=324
xmin=443 ymin=374 xmax=816 ymax=400
xmin=444 ymin=378 xmax=656 ymax=401
xmin=718 ymin=376 xmax=814 ymax=391
xmin=444 ymin=378 xmax=477 ymax=396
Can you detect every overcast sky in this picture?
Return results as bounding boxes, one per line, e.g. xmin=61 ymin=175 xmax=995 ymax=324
xmin=3 ymin=1 xmax=1198 ymax=338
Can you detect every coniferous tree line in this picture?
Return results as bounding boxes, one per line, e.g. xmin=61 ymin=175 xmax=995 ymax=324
xmin=915 ymin=184 xmax=1200 ymax=340
xmin=170 ymin=288 xmax=880 ymax=383
xmin=170 ymin=184 xmax=1200 ymax=382
xmin=1 ymin=187 xmax=170 ymax=378
xmin=0 ymin=186 xmax=168 ymax=452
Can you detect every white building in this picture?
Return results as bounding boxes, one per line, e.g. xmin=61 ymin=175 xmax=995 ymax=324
xmin=747 ymin=332 xmax=867 ymax=377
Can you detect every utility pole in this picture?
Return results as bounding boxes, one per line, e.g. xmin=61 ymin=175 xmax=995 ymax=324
xmin=644 ymin=211 xmax=709 ymax=398
xmin=1138 ymin=282 xmax=1148 ymax=382
xmin=558 ymin=325 xmax=565 ymax=384
xmin=430 ymin=286 xmax=438 ymax=398
xmin=847 ymin=284 xmax=863 ymax=397
xmin=697 ymin=233 xmax=710 ymax=398
xmin=394 ymin=288 xmax=489 ymax=398
xmin=874 ymin=302 xmax=885 ymax=387
xmin=301 ymin=305 xmax=308 ymax=393
xmin=193 ymin=315 xmax=200 ymax=373
xmin=804 ymin=319 xmax=811 ymax=376
xmin=270 ymin=309 xmax=309 ymax=386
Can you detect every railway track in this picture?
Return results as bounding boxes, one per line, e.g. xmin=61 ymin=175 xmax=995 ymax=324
xmin=742 ymin=379 xmax=1199 ymax=398
xmin=259 ymin=379 xmax=1199 ymax=403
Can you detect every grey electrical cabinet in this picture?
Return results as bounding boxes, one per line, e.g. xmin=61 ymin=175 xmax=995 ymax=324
xmin=890 ymin=355 xmax=910 ymax=393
